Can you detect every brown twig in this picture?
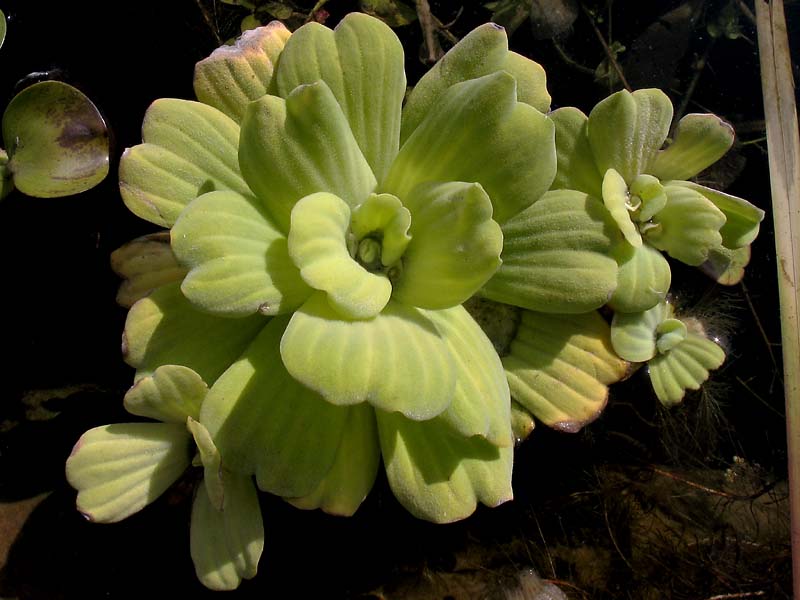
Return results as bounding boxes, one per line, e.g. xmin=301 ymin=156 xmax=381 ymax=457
xmin=195 ymin=0 xmax=223 ymax=46
xmin=674 ymin=38 xmax=717 ymax=130
xmin=740 ymin=281 xmax=780 ymax=373
xmin=736 ymin=0 xmax=757 ymax=25
xmin=581 ymin=3 xmax=631 ymax=91
xmin=705 ymin=592 xmax=766 ymax=599
xmin=415 ymin=0 xmax=444 ymax=64
xmin=552 ymin=39 xmax=596 ymax=76
xmin=649 ymin=465 xmax=779 ymax=501
xmin=305 ymin=0 xmax=330 ymax=23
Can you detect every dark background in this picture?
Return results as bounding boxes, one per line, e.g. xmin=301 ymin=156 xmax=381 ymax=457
xmin=0 ymin=1 xmax=792 ymax=598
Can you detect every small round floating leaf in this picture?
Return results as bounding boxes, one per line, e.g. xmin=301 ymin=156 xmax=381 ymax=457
xmin=123 ymin=364 xmax=208 ymax=423
xmin=66 ymin=423 xmax=191 ymax=523
xmin=3 ymin=81 xmax=108 ymax=197
xmin=503 ymin=310 xmax=628 ymax=431
xmin=287 ymin=403 xmax=381 ymax=516
xmin=648 ymin=332 xmax=725 ymax=406
xmin=377 ymin=412 xmax=513 ymax=523
xmin=0 ymin=9 xmax=6 ymax=50
xmin=280 ymin=293 xmax=456 ymax=420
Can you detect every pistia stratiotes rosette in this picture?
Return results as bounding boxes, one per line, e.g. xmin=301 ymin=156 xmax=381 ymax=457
xmin=548 ymin=88 xmax=765 ymax=314
xmin=62 ymin=12 xmax=612 ymax=588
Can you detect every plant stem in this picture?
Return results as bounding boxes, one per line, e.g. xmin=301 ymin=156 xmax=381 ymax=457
xmin=580 ymin=2 xmax=631 ymax=92
xmin=415 ymin=0 xmax=444 ymax=64
xmin=755 ymin=1 xmax=800 ymax=597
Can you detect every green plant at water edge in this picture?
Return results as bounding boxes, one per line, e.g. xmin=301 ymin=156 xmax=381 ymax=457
xmin=63 ymin=12 xmax=763 ymax=591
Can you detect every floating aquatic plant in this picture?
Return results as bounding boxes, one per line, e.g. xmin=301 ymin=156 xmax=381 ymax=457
xmin=549 ymin=88 xmax=765 ymax=313
xmin=63 ymin=11 xmax=763 ymax=591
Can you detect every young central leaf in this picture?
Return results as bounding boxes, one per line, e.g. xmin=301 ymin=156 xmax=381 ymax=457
xmin=288 ymin=192 xmax=391 ymax=320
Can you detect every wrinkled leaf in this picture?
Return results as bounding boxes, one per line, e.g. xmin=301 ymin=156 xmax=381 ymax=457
xmin=194 ymin=21 xmax=291 ymax=123
xmin=172 ymin=189 xmax=310 ymax=317
xmin=110 ymin=232 xmax=188 ymax=308
xmin=281 ymin=293 xmax=455 ymax=420
xmin=393 ymin=181 xmax=503 ymax=310
xmin=123 ymin=282 xmax=266 ymax=384
xmin=288 ymin=403 xmax=380 ymax=516
xmin=123 ymin=364 xmax=207 ymax=423
xmin=608 ymin=241 xmax=671 ymax=313
xmin=201 ymin=315 xmax=351 ymax=496
xmin=610 ymin=301 xmax=670 ymax=362
xmin=119 ymin=99 xmax=247 ymax=227
xmin=66 ymin=423 xmax=191 ymax=523
xmin=503 ymin=310 xmax=628 ymax=431
xmin=648 ymin=332 xmax=725 ymax=406
xmin=550 ymin=107 xmax=603 ymax=197
xmin=700 ymin=244 xmax=751 ymax=285
xmin=377 ymin=412 xmax=513 ymax=523
xmin=480 ymin=189 xmax=619 ymax=313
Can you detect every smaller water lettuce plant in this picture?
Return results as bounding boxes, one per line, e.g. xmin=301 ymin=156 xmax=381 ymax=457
xmin=610 ymin=299 xmax=726 ymax=405
xmin=549 ymin=88 xmax=765 ymax=313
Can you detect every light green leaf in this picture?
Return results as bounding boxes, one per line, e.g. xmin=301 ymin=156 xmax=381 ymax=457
xmin=201 ymin=315 xmax=349 ymax=497
xmin=646 ymin=184 xmax=725 ymax=266
xmin=401 ymin=23 xmax=550 ymax=142
xmin=503 ymin=310 xmax=628 ymax=431
xmin=550 ymin=107 xmax=603 ymax=197
xmin=602 ymin=168 xmax=642 ymax=247
xmin=3 ymin=81 xmax=108 ymax=198
xmin=648 ymin=332 xmax=725 ymax=406
xmin=510 ymin=401 xmax=535 ymax=443
xmin=119 ymin=98 xmax=248 ymax=227
xmin=648 ymin=113 xmax=735 ymax=181
xmin=187 ymin=417 xmax=224 ymax=510
xmin=288 ymin=403 xmax=380 ymax=516
xmin=588 ymin=88 xmax=673 ymax=183
xmin=384 ymin=71 xmax=555 ymax=225
xmin=0 ymin=9 xmax=6 ymax=50
xmin=123 ymin=364 xmax=207 ymax=423
xmin=608 ymin=241 xmax=671 ymax=313
xmin=239 ymin=82 xmax=377 ymax=233
xmin=280 ymin=293 xmax=456 ymax=420
xmin=123 ymin=282 xmax=266 ymax=384
xmin=288 ymin=192 xmax=391 ymax=319
xmin=700 ymin=244 xmax=751 ymax=285
xmin=66 ymin=423 xmax=191 ymax=523
xmin=667 ymin=181 xmax=764 ymax=249
xmin=110 ymin=232 xmax=188 ymax=308
xmin=424 ymin=306 xmax=513 ymax=447
xmin=350 ymin=193 xmax=411 ymax=266
xmin=656 ymin=318 xmax=688 ymax=353
xmin=0 ymin=148 xmax=14 ymax=200
xmin=194 ymin=21 xmax=291 ymax=123
xmin=172 ymin=189 xmax=310 ymax=317
xmin=480 ymin=189 xmax=619 ymax=313
xmin=273 ymin=12 xmax=405 ymax=183
xmin=190 ymin=475 xmax=264 ymax=591
xmin=392 ymin=181 xmax=502 ymax=310
xmin=377 ymin=412 xmax=513 ymax=523
xmin=610 ymin=301 xmax=671 ymax=362
xmin=630 ymin=174 xmax=667 ymax=222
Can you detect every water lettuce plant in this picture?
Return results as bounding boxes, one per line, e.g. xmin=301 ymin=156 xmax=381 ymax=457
xmin=63 ymin=11 xmax=762 ymax=591
xmin=549 ymin=89 xmax=765 ymax=313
